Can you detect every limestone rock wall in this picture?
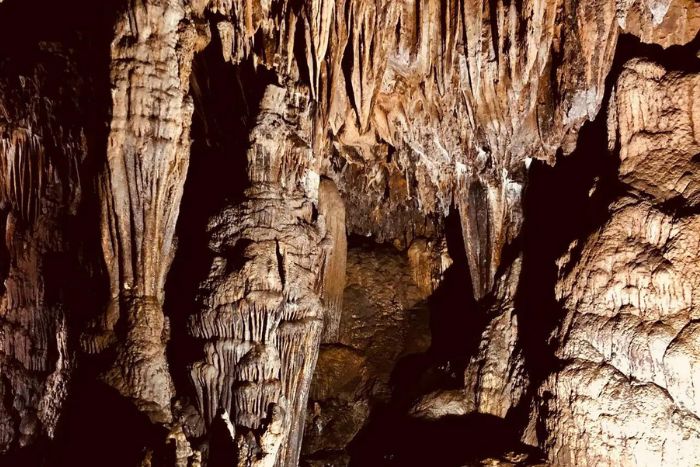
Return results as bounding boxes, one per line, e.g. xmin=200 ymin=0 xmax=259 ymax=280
xmin=528 ymin=59 xmax=700 ymax=466
xmin=0 ymin=0 xmax=697 ymax=466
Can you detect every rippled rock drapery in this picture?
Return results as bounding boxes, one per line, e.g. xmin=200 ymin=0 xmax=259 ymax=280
xmin=0 ymin=0 xmax=697 ymax=466
xmin=85 ymin=0 xmax=201 ymax=425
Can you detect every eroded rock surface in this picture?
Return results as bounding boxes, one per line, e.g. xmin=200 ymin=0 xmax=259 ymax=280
xmin=188 ymin=84 xmax=328 ymax=466
xmin=301 ymin=243 xmax=433 ymax=465
xmin=0 ymin=0 xmax=697 ymax=466
xmin=529 ymin=58 xmax=700 ymax=466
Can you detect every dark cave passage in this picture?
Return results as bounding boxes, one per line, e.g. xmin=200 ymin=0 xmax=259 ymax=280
xmin=305 ymin=230 xmax=542 ymax=467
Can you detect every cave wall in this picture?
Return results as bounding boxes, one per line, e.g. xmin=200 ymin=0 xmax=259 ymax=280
xmin=0 ymin=0 xmax=697 ymax=466
xmin=528 ymin=57 xmax=700 ymax=467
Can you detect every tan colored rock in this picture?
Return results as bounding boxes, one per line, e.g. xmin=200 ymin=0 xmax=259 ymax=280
xmin=318 ymin=178 xmax=347 ymax=343
xmin=88 ymin=0 xmax=204 ymax=424
xmin=531 ymin=199 xmax=700 ymax=464
xmin=188 ymin=83 xmax=328 ymax=466
xmin=532 ymin=59 xmax=700 ymax=467
xmin=539 ymin=360 xmax=700 ymax=466
xmin=0 ymin=0 xmax=694 ymax=464
xmin=536 ymin=198 xmax=700 ymax=464
xmin=407 ymin=238 xmax=451 ymax=297
xmin=623 ymin=0 xmax=700 ymax=47
xmin=609 ymin=59 xmax=700 ymax=205
xmin=310 ymin=346 xmax=365 ymax=402
xmin=199 ymin=0 xmax=668 ymax=302
xmin=409 ymin=389 xmax=471 ymax=421
xmin=464 ymin=258 xmax=527 ymax=419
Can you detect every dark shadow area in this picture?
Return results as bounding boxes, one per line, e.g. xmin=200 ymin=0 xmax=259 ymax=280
xmin=49 ymin=379 xmax=170 ymax=467
xmin=207 ymin=411 xmax=238 ymax=467
xmin=0 ymin=0 xmax=122 ymax=56
xmin=512 ymin=108 xmax=620 ymax=395
xmin=617 ymin=32 xmax=700 ymax=73
xmin=427 ymin=206 xmax=481 ymax=365
xmin=0 ymin=0 xmax=117 ymax=346
xmin=163 ymin=23 xmax=277 ymax=411
xmin=345 ymin=222 xmax=514 ymax=466
xmin=0 ymin=1 xmax=120 ymax=466
xmin=350 ymin=413 xmax=542 ymax=467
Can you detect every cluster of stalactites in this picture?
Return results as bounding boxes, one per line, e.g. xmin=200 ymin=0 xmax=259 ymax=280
xmin=197 ymin=0 xmax=672 ymax=157
xmin=196 ymin=0 xmax=676 ymax=302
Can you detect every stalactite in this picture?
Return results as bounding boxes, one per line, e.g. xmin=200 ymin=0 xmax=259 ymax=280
xmin=0 ymin=0 xmax=696 ymax=465
xmin=0 ymin=39 xmax=86 ymax=456
xmin=317 ymin=178 xmax=346 ymax=343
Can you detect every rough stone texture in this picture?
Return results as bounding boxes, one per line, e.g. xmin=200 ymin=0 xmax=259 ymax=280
xmin=188 ymin=83 xmax=329 ymax=466
xmin=529 ymin=59 xmax=700 ymax=466
xmin=318 ymin=178 xmax=346 ymax=343
xmin=0 ymin=0 xmax=697 ymax=466
xmin=611 ymin=59 xmax=700 ymax=205
xmin=622 ymin=0 xmax=699 ymax=47
xmin=301 ymin=244 xmax=433 ymax=464
xmin=464 ymin=258 xmax=528 ymax=419
xmin=86 ymin=0 xmax=201 ymax=425
xmin=0 ymin=42 xmax=86 ymax=454
xmin=264 ymin=0 xmax=682 ymax=299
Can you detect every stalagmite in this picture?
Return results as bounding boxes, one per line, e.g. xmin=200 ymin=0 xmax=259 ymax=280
xmin=0 ymin=0 xmax=697 ymax=465
xmin=188 ymin=84 xmax=329 ymax=466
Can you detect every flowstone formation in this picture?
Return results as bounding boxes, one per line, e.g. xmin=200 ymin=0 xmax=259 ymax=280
xmin=0 ymin=0 xmax=697 ymax=466
xmin=526 ymin=58 xmax=700 ymax=467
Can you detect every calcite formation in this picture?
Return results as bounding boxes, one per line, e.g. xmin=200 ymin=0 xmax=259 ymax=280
xmin=526 ymin=58 xmax=700 ymax=466
xmin=188 ymin=83 xmax=328 ymax=466
xmin=0 ymin=0 xmax=697 ymax=466
xmin=0 ymin=41 xmax=86 ymax=455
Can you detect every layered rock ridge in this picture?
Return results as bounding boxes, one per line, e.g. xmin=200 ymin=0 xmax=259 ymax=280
xmin=527 ymin=56 xmax=700 ymax=466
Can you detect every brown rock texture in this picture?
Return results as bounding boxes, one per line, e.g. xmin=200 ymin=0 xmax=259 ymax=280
xmin=528 ymin=59 xmax=700 ymax=466
xmin=0 ymin=0 xmax=697 ymax=466
xmin=302 ymin=243 xmax=433 ymax=465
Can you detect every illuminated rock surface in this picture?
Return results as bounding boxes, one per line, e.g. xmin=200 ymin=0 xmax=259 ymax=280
xmin=0 ymin=0 xmax=697 ymax=465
